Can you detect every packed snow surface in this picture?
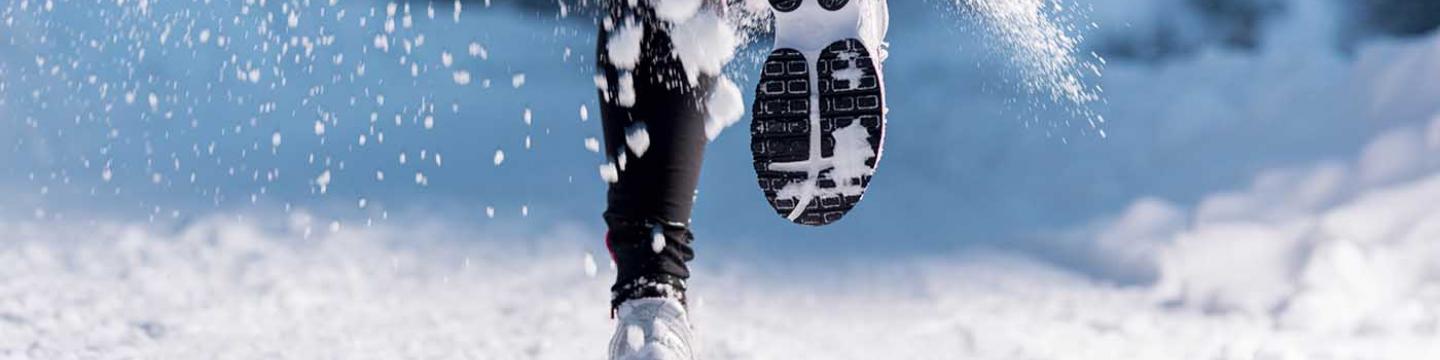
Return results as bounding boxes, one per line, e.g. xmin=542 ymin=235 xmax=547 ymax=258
xmin=0 ymin=212 xmax=1434 ymax=359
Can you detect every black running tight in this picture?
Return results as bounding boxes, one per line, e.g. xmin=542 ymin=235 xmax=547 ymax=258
xmin=596 ymin=4 xmax=716 ymax=310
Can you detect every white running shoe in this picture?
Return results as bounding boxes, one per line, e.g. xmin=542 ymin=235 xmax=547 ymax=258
xmin=751 ymin=0 xmax=889 ymax=226
xmin=608 ymin=298 xmax=697 ymax=360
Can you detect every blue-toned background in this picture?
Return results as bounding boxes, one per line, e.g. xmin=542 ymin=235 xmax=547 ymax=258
xmin=3 ymin=0 xmax=1440 ymax=357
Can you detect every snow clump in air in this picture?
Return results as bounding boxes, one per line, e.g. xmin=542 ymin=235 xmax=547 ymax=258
xmin=667 ymin=11 xmax=737 ymax=86
xmin=607 ymin=19 xmax=645 ymax=70
xmin=704 ymin=77 xmax=744 ymax=141
xmin=625 ymin=123 xmax=651 ymax=158
xmin=651 ymin=0 xmax=703 ymax=24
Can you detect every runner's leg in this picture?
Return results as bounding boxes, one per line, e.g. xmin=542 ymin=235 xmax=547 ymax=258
xmin=597 ymin=4 xmax=716 ymax=311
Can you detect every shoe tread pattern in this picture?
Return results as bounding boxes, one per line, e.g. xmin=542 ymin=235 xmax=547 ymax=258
xmin=751 ymin=39 xmax=884 ymax=226
xmin=806 ymin=38 xmax=883 ymax=225
xmin=752 ymin=49 xmax=813 ymax=222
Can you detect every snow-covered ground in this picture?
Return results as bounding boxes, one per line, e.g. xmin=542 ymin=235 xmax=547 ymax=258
xmin=5 ymin=0 xmax=1440 ymax=358
xmin=1 ymin=206 xmax=1436 ymax=359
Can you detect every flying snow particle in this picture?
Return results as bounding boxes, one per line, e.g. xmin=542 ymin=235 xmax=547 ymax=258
xmin=453 ymin=70 xmax=471 ymax=85
xmin=583 ymin=253 xmax=599 ymax=278
xmin=607 ymin=20 xmax=645 ymax=70
xmin=485 ymin=206 xmax=495 ymax=218
xmin=424 ymin=116 xmax=435 ymax=129
xmin=584 ymin=138 xmax=601 ymax=153
xmin=511 ymin=73 xmax=526 ymax=88
xmin=468 ymin=42 xmax=487 ymax=59
xmin=594 ymin=74 xmax=609 ymax=91
xmin=625 ymin=123 xmax=651 ymax=157
xmin=580 ymin=105 xmax=590 ymax=122
xmin=452 ymin=0 xmax=463 ymax=21
xmin=314 ymin=121 xmax=326 ymax=136
xmin=651 ymin=225 xmax=666 ymax=253
xmin=617 ymin=72 xmax=636 ymax=107
xmin=441 ymin=51 xmax=453 ymax=67
xmin=272 ymin=131 xmax=282 ymax=148
xmin=599 ymin=162 xmax=619 ymax=183
xmin=315 ymin=170 xmax=332 ymax=194
xmin=493 ymin=149 xmax=505 ymax=166
xmin=374 ymin=34 xmax=390 ymax=51
xmin=523 ymin=108 xmax=533 ymax=125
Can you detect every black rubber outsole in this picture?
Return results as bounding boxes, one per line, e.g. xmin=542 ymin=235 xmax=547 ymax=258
xmin=771 ymin=0 xmax=852 ymax=12
xmin=751 ymin=39 xmax=884 ymax=226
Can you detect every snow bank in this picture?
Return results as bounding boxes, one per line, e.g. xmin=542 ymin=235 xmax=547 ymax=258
xmin=1151 ymin=164 xmax=1440 ymax=337
xmin=1073 ymin=31 xmax=1440 ymax=336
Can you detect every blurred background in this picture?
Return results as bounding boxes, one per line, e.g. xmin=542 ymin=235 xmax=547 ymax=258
xmin=3 ymin=0 xmax=1440 ymax=358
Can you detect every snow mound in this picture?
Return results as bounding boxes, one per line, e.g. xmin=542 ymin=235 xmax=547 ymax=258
xmin=1083 ymin=89 xmax=1440 ymax=338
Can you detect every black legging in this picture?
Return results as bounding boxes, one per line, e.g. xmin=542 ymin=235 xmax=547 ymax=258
xmin=597 ymin=5 xmax=715 ymax=310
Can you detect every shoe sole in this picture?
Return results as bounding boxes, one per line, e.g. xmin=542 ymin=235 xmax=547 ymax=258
xmin=752 ymin=0 xmax=885 ymax=226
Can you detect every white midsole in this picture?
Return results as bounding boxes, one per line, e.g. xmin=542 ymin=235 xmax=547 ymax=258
xmin=772 ymin=2 xmax=864 ymax=56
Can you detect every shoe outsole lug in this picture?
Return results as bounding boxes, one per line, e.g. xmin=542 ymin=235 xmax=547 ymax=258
xmin=769 ymin=0 xmax=802 ymax=12
xmin=818 ymin=0 xmax=850 ymax=11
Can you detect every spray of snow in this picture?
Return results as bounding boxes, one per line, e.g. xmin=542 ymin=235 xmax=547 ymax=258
xmin=943 ymin=0 xmax=1105 ymax=131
